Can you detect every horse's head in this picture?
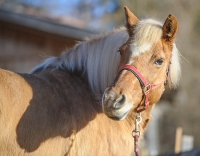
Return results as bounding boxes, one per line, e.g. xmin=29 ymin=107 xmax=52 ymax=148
xmin=102 ymin=7 xmax=180 ymax=120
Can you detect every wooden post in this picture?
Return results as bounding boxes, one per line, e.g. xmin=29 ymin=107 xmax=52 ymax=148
xmin=175 ymin=127 xmax=183 ymax=154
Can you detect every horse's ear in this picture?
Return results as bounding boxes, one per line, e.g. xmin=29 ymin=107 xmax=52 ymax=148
xmin=124 ymin=6 xmax=139 ymax=36
xmin=162 ymin=14 xmax=178 ymax=42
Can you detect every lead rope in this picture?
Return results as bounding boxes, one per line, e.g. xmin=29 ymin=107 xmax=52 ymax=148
xmin=132 ymin=113 xmax=142 ymax=156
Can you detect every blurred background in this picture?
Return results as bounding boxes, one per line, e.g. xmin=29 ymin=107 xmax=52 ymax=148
xmin=0 ymin=0 xmax=200 ymax=155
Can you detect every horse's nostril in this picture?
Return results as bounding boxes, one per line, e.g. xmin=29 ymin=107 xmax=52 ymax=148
xmin=113 ymin=94 xmax=126 ymax=109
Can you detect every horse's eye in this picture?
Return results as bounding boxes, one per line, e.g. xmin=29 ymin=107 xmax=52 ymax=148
xmin=154 ymin=58 xmax=164 ymax=66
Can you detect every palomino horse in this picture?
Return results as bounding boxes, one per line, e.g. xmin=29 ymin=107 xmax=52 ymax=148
xmin=0 ymin=7 xmax=181 ymax=156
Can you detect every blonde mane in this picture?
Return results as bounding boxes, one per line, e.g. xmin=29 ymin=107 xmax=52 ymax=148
xmin=31 ymin=19 xmax=181 ymax=94
xmin=31 ymin=28 xmax=129 ymax=94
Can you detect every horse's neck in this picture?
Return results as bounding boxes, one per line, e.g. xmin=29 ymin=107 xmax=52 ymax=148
xmin=34 ymin=68 xmax=101 ymax=122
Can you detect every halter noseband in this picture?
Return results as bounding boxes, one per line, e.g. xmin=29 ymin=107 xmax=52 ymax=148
xmin=118 ymin=64 xmax=165 ymax=113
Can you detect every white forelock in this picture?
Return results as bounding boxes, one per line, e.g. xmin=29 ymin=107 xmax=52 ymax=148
xmin=130 ymin=19 xmax=163 ymax=57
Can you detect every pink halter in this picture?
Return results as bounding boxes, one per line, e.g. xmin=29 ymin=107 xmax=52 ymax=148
xmin=118 ymin=64 xmax=165 ymax=113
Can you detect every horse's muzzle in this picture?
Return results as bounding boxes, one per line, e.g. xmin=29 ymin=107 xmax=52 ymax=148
xmin=102 ymin=88 xmax=133 ymax=120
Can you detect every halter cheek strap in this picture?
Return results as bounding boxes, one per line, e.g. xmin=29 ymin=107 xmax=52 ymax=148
xmin=118 ymin=64 xmax=164 ymax=113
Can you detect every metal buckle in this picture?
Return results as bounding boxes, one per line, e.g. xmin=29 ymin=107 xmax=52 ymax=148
xmin=136 ymin=84 xmax=151 ymax=113
xmin=143 ymin=84 xmax=152 ymax=95
xmin=132 ymin=113 xmax=142 ymax=138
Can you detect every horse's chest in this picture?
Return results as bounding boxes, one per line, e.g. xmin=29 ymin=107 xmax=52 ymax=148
xmin=69 ymin=116 xmax=134 ymax=156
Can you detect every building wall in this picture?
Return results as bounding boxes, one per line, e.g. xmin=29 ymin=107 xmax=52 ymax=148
xmin=0 ymin=20 xmax=78 ymax=73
